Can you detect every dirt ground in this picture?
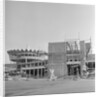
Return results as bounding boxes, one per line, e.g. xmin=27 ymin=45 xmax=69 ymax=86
xmin=5 ymin=78 xmax=95 ymax=96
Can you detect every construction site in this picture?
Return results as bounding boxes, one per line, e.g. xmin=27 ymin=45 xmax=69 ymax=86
xmin=5 ymin=39 xmax=95 ymax=80
xmin=5 ymin=39 xmax=95 ymax=96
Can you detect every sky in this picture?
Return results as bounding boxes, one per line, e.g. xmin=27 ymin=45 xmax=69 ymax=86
xmin=5 ymin=1 xmax=95 ymax=63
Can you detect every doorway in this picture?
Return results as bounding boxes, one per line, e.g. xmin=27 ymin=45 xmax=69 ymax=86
xmin=67 ymin=64 xmax=81 ymax=76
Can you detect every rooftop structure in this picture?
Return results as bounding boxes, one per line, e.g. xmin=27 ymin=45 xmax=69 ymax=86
xmin=7 ymin=49 xmax=48 ymax=62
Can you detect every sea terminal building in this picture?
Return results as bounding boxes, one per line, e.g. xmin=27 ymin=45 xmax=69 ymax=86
xmin=7 ymin=49 xmax=48 ymax=78
xmin=6 ymin=40 xmax=95 ymax=79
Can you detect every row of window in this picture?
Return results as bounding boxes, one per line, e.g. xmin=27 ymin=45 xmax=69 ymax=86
xmin=20 ymin=62 xmax=48 ymax=68
xmin=18 ymin=53 xmax=45 ymax=57
xmin=19 ymin=59 xmax=36 ymax=63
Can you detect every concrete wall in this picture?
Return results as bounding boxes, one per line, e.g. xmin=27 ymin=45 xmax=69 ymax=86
xmin=48 ymin=41 xmax=93 ymax=78
xmin=87 ymin=54 xmax=95 ymax=61
xmin=49 ymin=53 xmax=66 ymax=63
xmin=49 ymin=42 xmax=66 ymax=53
xmin=48 ymin=42 xmax=67 ymax=78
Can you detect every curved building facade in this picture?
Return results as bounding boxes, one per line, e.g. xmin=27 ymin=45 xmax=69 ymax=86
xmin=7 ymin=49 xmax=48 ymax=78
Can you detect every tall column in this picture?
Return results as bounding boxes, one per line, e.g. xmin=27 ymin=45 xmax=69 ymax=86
xmin=28 ymin=70 xmax=29 ymax=77
xmin=32 ymin=69 xmax=34 ymax=77
xmin=41 ymin=69 xmax=43 ymax=78
xmin=32 ymin=70 xmax=33 ymax=77
xmin=29 ymin=70 xmax=31 ymax=77
xmin=39 ymin=69 xmax=41 ymax=78
xmin=26 ymin=70 xmax=28 ymax=77
xmin=24 ymin=70 xmax=26 ymax=77
xmin=31 ymin=70 xmax=33 ymax=77
xmin=30 ymin=69 xmax=32 ymax=77
xmin=25 ymin=58 xmax=27 ymax=63
xmin=37 ymin=69 xmax=39 ymax=78
xmin=33 ymin=69 xmax=35 ymax=78
xmin=43 ymin=68 xmax=44 ymax=77
xmin=37 ymin=62 xmax=39 ymax=66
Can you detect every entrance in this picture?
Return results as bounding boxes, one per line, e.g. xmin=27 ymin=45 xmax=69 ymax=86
xmin=24 ymin=68 xmax=48 ymax=78
xmin=67 ymin=64 xmax=81 ymax=76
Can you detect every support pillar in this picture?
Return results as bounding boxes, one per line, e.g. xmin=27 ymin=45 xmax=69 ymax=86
xmin=37 ymin=62 xmax=39 ymax=66
xmin=33 ymin=69 xmax=35 ymax=78
xmin=37 ymin=69 xmax=39 ymax=78
xmin=32 ymin=69 xmax=34 ymax=77
xmin=40 ymin=69 xmax=41 ymax=78
xmin=43 ymin=68 xmax=44 ymax=77
xmin=25 ymin=58 xmax=27 ymax=63
xmin=29 ymin=70 xmax=30 ymax=77
xmin=41 ymin=69 xmax=43 ymax=78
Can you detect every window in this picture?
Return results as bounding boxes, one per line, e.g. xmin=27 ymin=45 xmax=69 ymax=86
xmin=35 ymin=63 xmax=38 ymax=66
xmin=27 ymin=64 xmax=30 ymax=67
xmin=39 ymin=63 xmax=41 ymax=66
xmin=31 ymin=63 xmax=34 ymax=67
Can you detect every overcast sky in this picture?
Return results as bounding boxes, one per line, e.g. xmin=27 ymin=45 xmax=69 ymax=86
xmin=5 ymin=1 xmax=95 ymax=63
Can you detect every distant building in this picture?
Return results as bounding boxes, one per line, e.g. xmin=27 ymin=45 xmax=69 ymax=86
xmin=5 ymin=63 xmax=17 ymax=73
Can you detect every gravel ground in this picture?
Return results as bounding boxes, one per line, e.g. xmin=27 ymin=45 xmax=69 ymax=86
xmin=5 ymin=78 xmax=95 ymax=96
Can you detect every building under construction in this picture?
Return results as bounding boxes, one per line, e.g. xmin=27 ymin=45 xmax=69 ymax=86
xmin=48 ymin=39 xmax=95 ymax=78
xmin=6 ymin=39 xmax=95 ymax=79
xmin=7 ymin=50 xmax=48 ymax=78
